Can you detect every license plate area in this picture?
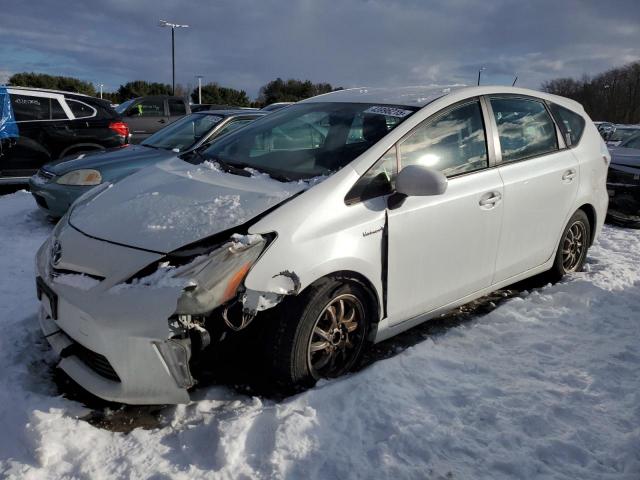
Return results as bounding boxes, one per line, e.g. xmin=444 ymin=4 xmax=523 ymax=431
xmin=36 ymin=276 xmax=58 ymax=320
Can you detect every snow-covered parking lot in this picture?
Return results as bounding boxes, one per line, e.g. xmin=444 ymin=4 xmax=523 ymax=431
xmin=0 ymin=189 xmax=639 ymax=479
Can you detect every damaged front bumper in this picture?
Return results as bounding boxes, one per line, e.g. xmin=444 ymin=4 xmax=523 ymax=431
xmin=35 ymin=221 xmax=290 ymax=404
xmin=36 ymin=242 xmax=193 ymax=403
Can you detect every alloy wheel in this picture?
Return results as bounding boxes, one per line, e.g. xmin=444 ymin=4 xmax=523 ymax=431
xmin=562 ymin=220 xmax=587 ymax=272
xmin=307 ymin=293 xmax=365 ymax=379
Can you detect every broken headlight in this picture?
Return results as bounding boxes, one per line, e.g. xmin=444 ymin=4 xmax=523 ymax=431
xmin=172 ymin=234 xmax=267 ymax=315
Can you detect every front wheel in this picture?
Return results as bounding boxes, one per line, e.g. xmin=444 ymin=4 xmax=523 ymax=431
xmin=547 ymin=209 xmax=591 ymax=282
xmin=265 ymin=278 xmax=371 ymax=389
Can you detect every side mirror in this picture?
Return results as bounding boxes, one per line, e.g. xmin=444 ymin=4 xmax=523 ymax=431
xmin=388 ymin=164 xmax=448 ymax=210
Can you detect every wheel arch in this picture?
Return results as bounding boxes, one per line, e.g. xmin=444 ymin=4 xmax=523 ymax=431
xmin=59 ymin=143 xmax=105 ymax=159
xmin=577 ymin=203 xmax=597 ymax=246
xmin=297 ymin=270 xmax=382 ymax=325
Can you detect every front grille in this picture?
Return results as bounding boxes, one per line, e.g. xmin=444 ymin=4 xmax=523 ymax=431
xmin=61 ymin=339 xmax=121 ymax=382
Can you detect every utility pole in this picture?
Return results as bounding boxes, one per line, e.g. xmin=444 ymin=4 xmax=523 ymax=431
xmin=477 ymin=66 xmax=486 ymax=86
xmin=196 ymin=75 xmax=203 ymax=104
xmin=98 ymin=83 xmax=104 ymax=99
xmin=159 ymin=20 xmax=190 ymax=95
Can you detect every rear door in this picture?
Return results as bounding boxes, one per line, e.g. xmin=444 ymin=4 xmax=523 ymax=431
xmin=1 ymin=90 xmax=72 ymax=179
xmin=124 ymin=98 xmax=168 ymax=143
xmin=386 ymin=98 xmax=504 ymax=324
xmin=488 ymin=96 xmax=579 ymax=283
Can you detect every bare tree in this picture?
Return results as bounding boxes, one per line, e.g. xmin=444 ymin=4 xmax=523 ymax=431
xmin=542 ymin=61 xmax=640 ymax=123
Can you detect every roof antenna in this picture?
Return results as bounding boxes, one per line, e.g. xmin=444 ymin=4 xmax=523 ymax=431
xmin=512 ymin=74 xmax=518 ymax=86
xmin=477 ymin=66 xmax=486 ymax=86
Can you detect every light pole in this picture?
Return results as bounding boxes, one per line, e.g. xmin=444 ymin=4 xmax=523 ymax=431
xmin=195 ymin=75 xmax=203 ymax=104
xmin=477 ymin=66 xmax=486 ymax=86
xmin=159 ymin=20 xmax=190 ymax=95
xmin=98 ymin=83 xmax=104 ymax=99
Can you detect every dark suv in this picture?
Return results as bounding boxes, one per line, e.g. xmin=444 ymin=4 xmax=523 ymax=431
xmin=0 ymin=86 xmax=129 ymax=184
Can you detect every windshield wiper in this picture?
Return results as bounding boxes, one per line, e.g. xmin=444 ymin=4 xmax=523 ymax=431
xmin=208 ymin=156 xmax=251 ymax=177
xmin=188 ymin=151 xmax=291 ymax=181
xmin=222 ymin=161 xmax=292 ymax=182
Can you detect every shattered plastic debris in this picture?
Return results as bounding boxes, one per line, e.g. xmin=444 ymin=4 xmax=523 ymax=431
xmin=242 ymin=289 xmax=284 ymax=313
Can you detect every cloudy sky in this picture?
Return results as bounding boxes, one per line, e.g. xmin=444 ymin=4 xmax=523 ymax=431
xmin=1 ymin=0 xmax=639 ymax=98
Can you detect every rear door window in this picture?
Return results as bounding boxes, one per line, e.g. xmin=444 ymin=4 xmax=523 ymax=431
xmin=50 ymin=99 xmax=68 ymax=119
xmin=10 ymin=94 xmax=50 ymax=121
xmin=490 ymin=97 xmax=558 ymax=162
xmin=168 ymin=99 xmax=186 ymax=116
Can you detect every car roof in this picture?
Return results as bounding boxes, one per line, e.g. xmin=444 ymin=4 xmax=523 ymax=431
xmin=5 ymin=85 xmax=93 ymax=97
xmin=194 ymin=109 xmax=266 ymax=117
xmin=301 ymin=85 xmax=584 ymax=111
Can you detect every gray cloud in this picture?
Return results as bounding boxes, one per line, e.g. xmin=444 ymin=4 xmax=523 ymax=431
xmin=1 ymin=0 xmax=639 ymax=97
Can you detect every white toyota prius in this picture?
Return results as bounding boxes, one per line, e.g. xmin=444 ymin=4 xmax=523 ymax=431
xmin=36 ymin=85 xmax=609 ymax=404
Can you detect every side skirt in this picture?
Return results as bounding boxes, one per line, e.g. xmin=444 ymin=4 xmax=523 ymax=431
xmin=373 ymin=257 xmax=555 ymax=343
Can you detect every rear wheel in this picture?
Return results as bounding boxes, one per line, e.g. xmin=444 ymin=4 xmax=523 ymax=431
xmin=265 ymin=278 xmax=371 ymax=388
xmin=547 ymin=209 xmax=591 ymax=282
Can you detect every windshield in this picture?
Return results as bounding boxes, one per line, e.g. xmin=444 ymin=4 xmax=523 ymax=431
xmin=621 ymin=132 xmax=640 ymax=149
xmin=142 ymin=113 xmax=224 ymax=151
xmin=189 ymin=102 xmax=417 ymax=180
xmin=610 ymin=127 xmax=640 ymax=142
xmin=115 ymin=99 xmax=135 ymax=114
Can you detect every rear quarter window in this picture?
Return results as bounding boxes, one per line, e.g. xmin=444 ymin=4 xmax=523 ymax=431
xmin=66 ymin=99 xmax=97 ymax=119
xmin=549 ymin=104 xmax=585 ymax=147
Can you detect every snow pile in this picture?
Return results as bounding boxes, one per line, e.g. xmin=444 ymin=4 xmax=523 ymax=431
xmin=52 ymin=273 xmax=101 ymax=291
xmin=0 ymin=190 xmax=639 ymax=479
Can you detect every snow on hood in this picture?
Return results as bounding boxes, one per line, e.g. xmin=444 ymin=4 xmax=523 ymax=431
xmin=610 ymin=146 xmax=640 ymax=168
xmin=69 ymin=157 xmax=308 ymax=253
xmin=45 ymin=144 xmax=174 ymax=175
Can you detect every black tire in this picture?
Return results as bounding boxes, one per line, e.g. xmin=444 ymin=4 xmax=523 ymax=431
xmin=264 ymin=277 xmax=371 ymax=389
xmin=547 ymin=209 xmax=591 ymax=282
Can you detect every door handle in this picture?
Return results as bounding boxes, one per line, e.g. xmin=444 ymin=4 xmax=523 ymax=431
xmin=479 ymin=191 xmax=502 ymax=208
xmin=562 ymin=169 xmax=576 ymax=182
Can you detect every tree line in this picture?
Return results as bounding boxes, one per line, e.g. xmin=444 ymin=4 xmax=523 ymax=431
xmin=542 ymin=61 xmax=640 ymax=124
xmin=6 ymin=72 xmax=341 ymax=107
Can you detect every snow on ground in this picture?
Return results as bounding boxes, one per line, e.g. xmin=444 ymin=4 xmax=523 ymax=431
xmin=0 ymin=190 xmax=639 ymax=479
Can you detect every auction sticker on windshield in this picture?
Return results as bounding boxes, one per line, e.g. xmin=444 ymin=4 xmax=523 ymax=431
xmin=364 ymin=106 xmax=413 ymax=117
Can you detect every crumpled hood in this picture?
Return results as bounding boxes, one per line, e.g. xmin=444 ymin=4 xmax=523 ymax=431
xmin=611 ymin=147 xmax=640 ymax=168
xmin=69 ymin=158 xmax=305 ymax=253
xmin=45 ymin=145 xmax=175 ymax=175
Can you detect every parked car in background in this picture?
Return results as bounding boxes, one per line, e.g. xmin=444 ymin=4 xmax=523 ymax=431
xmin=0 ymin=86 xmax=128 ymax=184
xmin=605 ymin=124 xmax=640 ymax=147
xmin=115 ymin=95 xmax=190 ymax=143
xmin=606 ymin=131 xmax=640 ymax=227
xmin=29 ymin=110 xmax=264 ymax=217
xmin=594 ymin=121 xmax=615 ymax=138
xmin=35 ymin=85 xmax=608 ymax=405
xmin=260 ymin=102 xmax=294 ymax=112
xmin=191 ymin=104 xmax=258 ymax=113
